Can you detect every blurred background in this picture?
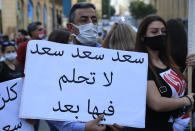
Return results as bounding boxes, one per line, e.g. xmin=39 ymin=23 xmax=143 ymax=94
xmin=0 ymin=0 xmax=192 ymax=130
xmin=0 ymin=0 xmax=189 ymax=40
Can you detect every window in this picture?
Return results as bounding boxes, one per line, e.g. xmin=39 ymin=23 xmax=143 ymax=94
xmin=43 ymin=4 xmax=47 ymax=28
xmin=28 ymin=0 xmax=34 ymax=23
xmin=17 ymin=0 xmax=24 ymax=29
xmin=36 ymin=2 xmax=41 ymax=21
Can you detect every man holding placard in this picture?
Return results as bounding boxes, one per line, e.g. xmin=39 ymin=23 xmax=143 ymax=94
xmin=48 ymin=2 xmax=106 ymax=131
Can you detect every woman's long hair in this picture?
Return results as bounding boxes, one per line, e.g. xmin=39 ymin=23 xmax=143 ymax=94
xmin=135 ymin=15 xmax=185 ymax=86
xmin=166 ymin=19 xmax=187 ymax=72
xmin=103 ymin=23 xmax=136 ymax=51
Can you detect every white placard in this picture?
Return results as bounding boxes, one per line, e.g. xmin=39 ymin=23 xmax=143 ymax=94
xmin=0 ymin=78 xmax=34 ymax=131
xmin=20 ymin=40 xmax=148 ymax=128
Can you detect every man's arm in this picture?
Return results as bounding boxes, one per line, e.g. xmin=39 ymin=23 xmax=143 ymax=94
xmin=47 ymin=114 xmax=106 ymax=131
xmin=48 ymin=121 xmax=85 ymax=131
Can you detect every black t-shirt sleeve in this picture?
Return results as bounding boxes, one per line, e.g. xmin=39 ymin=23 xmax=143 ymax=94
xmin=147 ymin=67 xmax=155 ymax=81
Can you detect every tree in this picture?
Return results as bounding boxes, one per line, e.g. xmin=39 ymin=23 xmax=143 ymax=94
xmin=110 ymin=6 xmax=116 ymax=17
xmin=77 ymin=0 xmax=86 ymax=2
xmin=129 ymin=0 xmax=156 ymax=19
xmin=102 ymin=0 xmax=115 ymax=19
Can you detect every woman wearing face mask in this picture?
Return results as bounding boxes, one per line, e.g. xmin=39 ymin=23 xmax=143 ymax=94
xmin=0 ymin=41 xmax=22 ymax=82
xmin=123 ymin=15 xmax=195 ymax=131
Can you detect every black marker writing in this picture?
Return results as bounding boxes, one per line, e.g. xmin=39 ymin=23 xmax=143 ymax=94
xmin=0 ymin=83 xmax=17 ymax=110
xmin=2 ymin=121 xmax=22 ymax=131
xmin=103 ymin=72 xmax=113 ymax=87
xmin=59 ymin=68 xmax=96 ymax=91
xmin=53 ymin=101 xmax=79 ymax=113
xmin=88 ymin=99 xmax=114 ymax=121
xmin=112 ymin=52 xmax=144 ymax=64
xmin=31 ymin=44 xmax=64 ymax=56
xmin=72 ymin=48 xmax=104 ymax=60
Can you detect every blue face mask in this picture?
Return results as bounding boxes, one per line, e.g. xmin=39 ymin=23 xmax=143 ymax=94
xmin=71 ymin=23 xmax=98 ymax=46
xmin=144 ymin=35 xmax=166 ymax=51
xmin=4 ymin=52 xmax=17 ymax=61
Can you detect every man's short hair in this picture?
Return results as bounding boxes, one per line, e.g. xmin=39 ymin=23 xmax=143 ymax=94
xmin=27 ymin=21 xmax=42 ymax=37
xmin=69 ymin=2 xmax=96 ymax=23
xmin=18 ymin=29 xmax=28 ymax=36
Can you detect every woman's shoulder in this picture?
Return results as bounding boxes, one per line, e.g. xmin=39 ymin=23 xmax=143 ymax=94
xmin=149 ymin=66 xmax=170 ymax=73
xmin=148 ymin=66 xmax=170 ymax=80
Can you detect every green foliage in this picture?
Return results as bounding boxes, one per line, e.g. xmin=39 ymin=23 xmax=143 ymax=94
xmin=77 ymin=0 xmax=86 ymax=2
xmin=102 ymin=0 xmax=110 ymax=18
xmin=129 ymin=0 xmax=156 ymax=19
xmin=102 ymin=0 xmax=115 ymax=18
xmin=96 ymin=12 xmax=101 ymax=20
xmin=110 ymin=6 xmax=116 ymax=16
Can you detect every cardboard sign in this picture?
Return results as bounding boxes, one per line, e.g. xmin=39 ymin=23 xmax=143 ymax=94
xmin=0 ymin=78 xmax=34 ymax=131
xmin=20 ymin=40 xmax=148 ymax=128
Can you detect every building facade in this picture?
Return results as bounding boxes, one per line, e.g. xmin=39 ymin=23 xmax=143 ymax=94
xmin=0 ymin=0 xmax=63 ymax=39
xmin=150 ymin=0 xmax=188 ymax=21
xmin=0 ymin=0 xmax=102 ymax=39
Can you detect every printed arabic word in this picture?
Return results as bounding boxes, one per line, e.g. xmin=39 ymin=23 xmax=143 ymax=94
xmin=72 ymin=48 xmax=104 ymax=60
xmin=31 ymin=44 xmax=64 ymax=56
xmin=53 ymin=101 xmax=79 ymax=119
xmin=0 ymin=83 xmax=17 ymax=111
xmin=112 ymin=52 xmax=144 ymax=64
xmin=2 ymin=121 xmax=22 ymax=131
xmin=58 ymin=68 xmax=113 ymax=91
xmin=88 ymin=99 xmax=114 ymax=121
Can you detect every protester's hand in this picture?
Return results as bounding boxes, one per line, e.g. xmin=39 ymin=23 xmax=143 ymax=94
xmin=183 ymin=93 xmax=194 ymax=108
xmin=85 ymin=114 xmax=106 ymax=131
xmin=186 ymin=54 xmax=195 ymax=68
xmin=107 ymin=123 xmax=124 ymax=131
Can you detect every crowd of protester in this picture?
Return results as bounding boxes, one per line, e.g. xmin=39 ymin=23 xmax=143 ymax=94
xmin=0 ymin=2 xmax=195 ymax=131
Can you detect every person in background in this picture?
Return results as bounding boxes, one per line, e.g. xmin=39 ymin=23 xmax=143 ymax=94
xmin=102 ymin=29 xmax=107 ymax=40
xmin=0 ymin=41 xmax=22 ymax=82
xmin=166 ymin=18 xmax=190 ymax=131
xmin=2 ymin=35 xmax=9 ymax=42
xmin=97 ymin=32 xmax=103 ymax=45
xmin=15 ymin=29 xmax=29 ymax=48
xmin=123 ymin=15 xmax=195 ymax=131
xmin=15 ymin=21 xmax=43 ymax=73
xmin=0 ymin=35 xmax=4 ymax=61
xmin=102 ymin=22 xmax=136 ymax=131
xmin=48 ymin=29 xmax=71 ymax=44
xmin=15 ymin=21 xmax=44 ymax=131
xmin=45 ymin=29 xmax=72 ymax=131
xmin=166 ymin=19 xmax=187 ymax=72
xmin=103 ymin=22 xmax=136 ymax=51
xmin=166 ymin=18 xmax=195 ymax=130
xmin=48 ymin=2 xmax=106 ymax=131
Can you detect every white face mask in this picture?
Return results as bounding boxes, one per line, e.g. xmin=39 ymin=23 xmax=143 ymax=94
xmin=4 ymin=52 xmax=17 ymax=61
xmin=39 ymin=34 xmax=45 ymax=39
xmin=72 ymin=23 xmax=98 ymax=46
